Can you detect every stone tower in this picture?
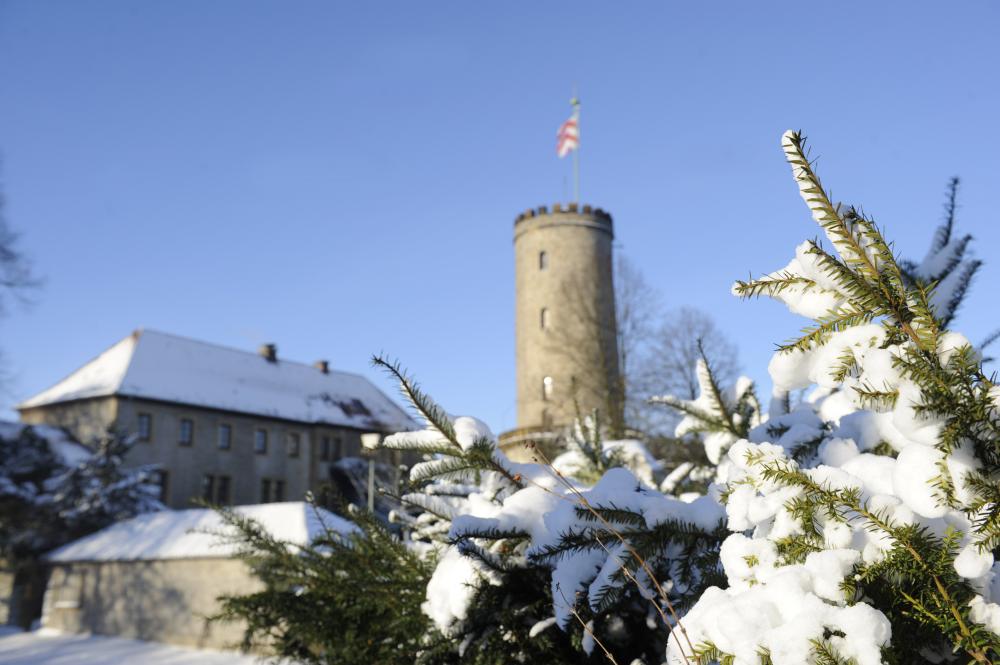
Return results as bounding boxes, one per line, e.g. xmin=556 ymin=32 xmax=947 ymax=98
xmin=509 ymin=202 xmax=620 ymax=450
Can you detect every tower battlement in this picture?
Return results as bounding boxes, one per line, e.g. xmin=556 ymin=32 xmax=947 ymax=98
xmin=514 ymin=203 xmax=613 ymax=226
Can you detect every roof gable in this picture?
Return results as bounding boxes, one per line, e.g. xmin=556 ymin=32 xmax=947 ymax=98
xmin=18 ymin=334 xmax=135 ymax=410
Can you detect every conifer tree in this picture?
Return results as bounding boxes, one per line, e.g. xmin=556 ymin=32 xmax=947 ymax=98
xmin=212 ymin=503 xmax=439 ymax=665
xmin=664 ymin=132 xmax=1000 ymax=664
xmin=0 ymin=425 xmax=163 ymax=627
xmin=375 ymin=359 xmax=727 ymax=664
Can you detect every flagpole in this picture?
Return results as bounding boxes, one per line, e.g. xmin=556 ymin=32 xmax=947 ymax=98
xmin=571 ymin=93 xmax=580 ymax=205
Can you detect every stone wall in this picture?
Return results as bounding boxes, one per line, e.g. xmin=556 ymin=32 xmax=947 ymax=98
xmin=18 ymin=398 xmax=118 ymax=446
xmin=42 ymin=558 xmax=260 ymax=649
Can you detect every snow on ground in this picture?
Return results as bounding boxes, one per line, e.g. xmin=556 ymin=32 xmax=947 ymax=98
xmin=0 ymin=628 xmax=274 ymax=665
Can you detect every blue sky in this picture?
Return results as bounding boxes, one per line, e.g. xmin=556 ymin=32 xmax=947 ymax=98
xmin=2 ymin=1 xmax=999 ymax=431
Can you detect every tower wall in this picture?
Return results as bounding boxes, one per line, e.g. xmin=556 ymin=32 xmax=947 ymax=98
xmin=513 ymin=203 xmax=619 ymax=433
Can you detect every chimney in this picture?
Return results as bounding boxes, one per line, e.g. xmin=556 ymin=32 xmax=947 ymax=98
xmin=258 ymin=343 xmax=277 ymax=363
xmin=314 ymin=359 xmax=330 ymax=374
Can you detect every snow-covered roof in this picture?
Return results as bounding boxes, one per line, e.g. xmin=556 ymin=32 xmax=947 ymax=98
xmin=46 ymin=502 xmax=356 ymax=562
xmin=0 ymin=420 xmax=92 ymax=466
xmin=18 ymin=329 xmax=416 ymax=432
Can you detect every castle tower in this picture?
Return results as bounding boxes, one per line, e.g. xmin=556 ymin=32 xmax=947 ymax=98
xmin=508 ymin=203 xmax=620 ymax=453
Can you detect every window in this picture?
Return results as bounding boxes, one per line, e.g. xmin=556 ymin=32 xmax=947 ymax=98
xmin=254 ymin=429 xmax=268 ymax=455
xmin=216 ymin=476 xmax=231 ymax=504
xmin=179 ymin=418 xmax=194 ymax=446
xmin=339 ymin=399 xmax=372 ymax=417
xmin=542 ymin=376 xmax=554 ymax=401
xmin=539 ymin=250 xmax=548 ymax=270
xmin=287 ymin=432 xmax=301 ymax=458
xmin=202 ymin=474 xmax=215 ymax=502
xmin=137 ymin=413 xmax=152 ymax=442
xmin=218 ymin=424 xmax=232 ymax=450
xmin=334 ymin=436 xmax=343 ymax=458
xmin=203 ymin=474 xmax=231 ymax=504
xmin=260 ymin=478 xmax=286 ymax=503
xmin=152 ymin=470 xmax=169 ymax=503
xmin=540 ymin=307 xmax=549 ymax=330
xmin=320 ymin=436 xmax=331 ymax=462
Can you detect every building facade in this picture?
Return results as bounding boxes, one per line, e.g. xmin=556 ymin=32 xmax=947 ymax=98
xmin=42 ymin=502 xmax=353 ymax=649
xmin=17 ymin=330 xmax=415 ymax=509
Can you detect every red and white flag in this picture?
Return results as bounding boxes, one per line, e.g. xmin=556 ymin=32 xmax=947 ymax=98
xmin=556 ymin=110 xmax=579 ymax=158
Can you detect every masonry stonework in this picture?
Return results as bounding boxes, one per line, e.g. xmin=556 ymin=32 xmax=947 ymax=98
xmin=512 ymin=204 xmax=619 ymax=445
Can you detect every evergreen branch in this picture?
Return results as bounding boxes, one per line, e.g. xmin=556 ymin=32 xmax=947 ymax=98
xmin=777 ymin=307 xmax=876 ymax=354
xmin=372 ymin=355 xmax=459 ymax=446
xmin=698 ymin=340 xmax=740 ymax=436
xmin=732 ymin=272 xmax=817 ymax=299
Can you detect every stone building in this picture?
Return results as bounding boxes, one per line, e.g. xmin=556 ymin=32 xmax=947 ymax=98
xmin=41 ymin=502 xmax=353 ymax=649
xmin=503 ymin=203 xmax=620 ymax=458
xmin=17 ymin=329 xmax=416 ymax=509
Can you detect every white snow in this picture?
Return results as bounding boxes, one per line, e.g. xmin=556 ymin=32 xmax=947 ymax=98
xmin=954 ymin=543 xmax=994 ymax=580
xmin=422 ymin=546 xmax=481 ymax=634
xmin=892 ymin=444 xmax=948 ymax=519
xmin=46 ymin=502 xmax=354 ymax=562
xmin=18 ymin=329 xmax=416 ymax=432
xmin=749 ymin=241 xmax=847 ymax=319
xmin=0 ymin=628 xmax=275 ymax=665
xmin=970 ymin=596 xmax=1000 ymax=636
xmin=528 ymin=616 xmax=557 ymax=637
xmin=552 ymin=437 xmax=664 ymax=487
xmin=0 ymin=421 xmax=91 ymax=466
xmin=668 ymin=547 xmax=887 ymax=665
xmin=452 ymin=416 xmax=494 ymax=451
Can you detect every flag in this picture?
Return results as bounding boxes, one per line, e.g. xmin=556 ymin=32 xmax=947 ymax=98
xmin=556 ymin=109 xmax=579 ymax=158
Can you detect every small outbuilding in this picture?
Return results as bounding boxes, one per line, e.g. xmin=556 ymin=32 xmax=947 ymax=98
xmin=41 ymin=502 xmax=354 ymax=650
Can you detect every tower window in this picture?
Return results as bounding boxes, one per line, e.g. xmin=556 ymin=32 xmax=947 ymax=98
xmin=542 ymin=376 xmax=554 ymax=401
xmin=539 ymin=251 xmax=548 ymax=270
xmin=540 ymin=307 xmax=549 ymax=330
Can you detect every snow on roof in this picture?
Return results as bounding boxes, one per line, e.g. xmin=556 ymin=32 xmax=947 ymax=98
xmin=0 ymin=420 xmax=92 ymax=466
xmin=46 ymin=502 xmax=356 ymax=563
xmin=18 ymin=329 xmax=416 ymax=432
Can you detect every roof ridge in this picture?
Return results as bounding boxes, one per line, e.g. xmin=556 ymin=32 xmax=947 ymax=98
xmin=137 ymin=328 xmax=371 ymax=380
xmin=18 ymin=329 xmax=415 ymax=430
